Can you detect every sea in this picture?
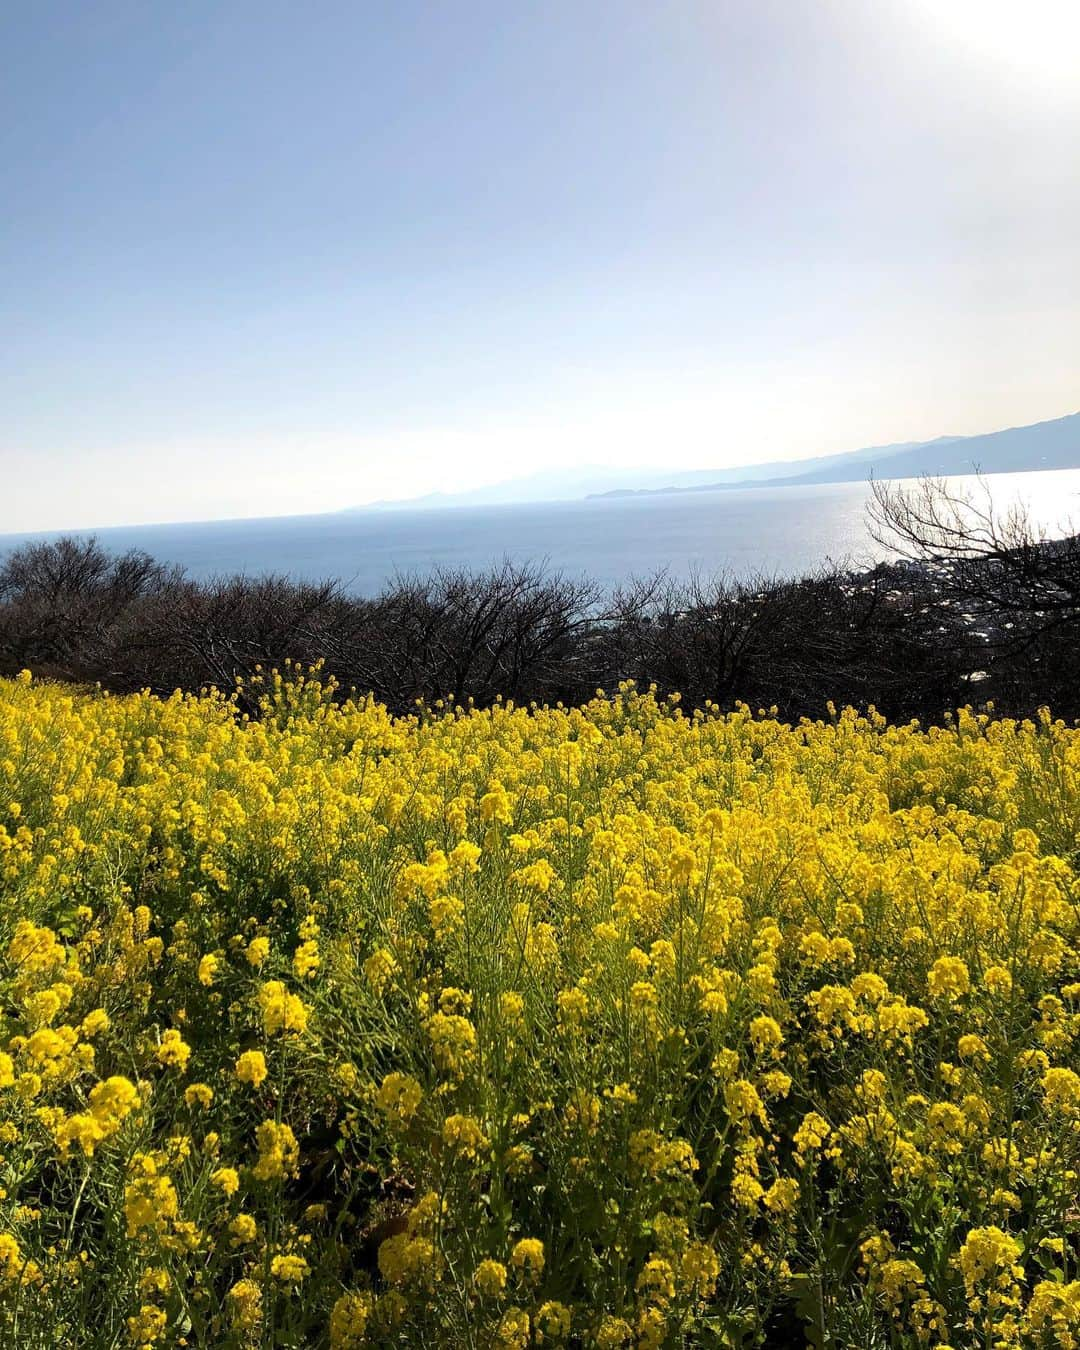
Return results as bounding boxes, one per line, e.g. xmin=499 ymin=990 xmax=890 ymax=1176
xmin=5 ymin=468 xmax=1080 ymax=597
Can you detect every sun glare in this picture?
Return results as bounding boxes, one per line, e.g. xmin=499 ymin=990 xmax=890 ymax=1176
xmin=911 ymin=0 xmax=1080 ymax=91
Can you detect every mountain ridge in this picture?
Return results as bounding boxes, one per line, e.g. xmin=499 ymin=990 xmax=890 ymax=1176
xmin=344 ymin=411 xmax=1080 ymax=513
xmin=593 ymin=412 xmax=1079 ymax=499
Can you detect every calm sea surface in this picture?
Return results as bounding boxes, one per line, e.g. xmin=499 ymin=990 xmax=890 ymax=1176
xmin=5 ymin=469 xmax=1080 ymax=596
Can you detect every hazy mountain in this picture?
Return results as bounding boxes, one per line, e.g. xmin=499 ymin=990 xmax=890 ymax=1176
xmin=590 ymin=413 xmax=1080 ymax=499
xmin=780 ymin=411 xmax=1079 ymax=485
xmin=353 ymin=466 xmax=674 ymax=510
xmin=349 ymin=442 xmax=943 ymax=512
xmin=347 ymin=412 xmax=1079 ymax=512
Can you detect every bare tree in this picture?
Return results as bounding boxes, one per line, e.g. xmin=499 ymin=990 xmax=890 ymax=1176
xmin=869 ymin=476 xmax=1080 ymax=624
xmin=869 ymin=475 xmax=1080 ymax=714
xmin=0 ymin=537 xmax=184 ymax=682
xmin=368 ymin=561 xmax=600 ymax=707
xmin=6 ymin=519 xmax=1075 ymax=722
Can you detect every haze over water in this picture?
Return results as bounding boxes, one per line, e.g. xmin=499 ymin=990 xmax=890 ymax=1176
xmin=4 ymin=469 xmax=1079 ymax=597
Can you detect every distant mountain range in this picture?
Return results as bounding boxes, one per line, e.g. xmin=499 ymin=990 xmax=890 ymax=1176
xmin=593 ymin=411 xmax=1080 ymax=499
xmin=346 ymin=410 xmax=1080 ymax=513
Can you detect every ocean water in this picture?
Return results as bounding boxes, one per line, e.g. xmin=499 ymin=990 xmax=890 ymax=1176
xmin=5 ymin=469 xmax=1080 ymax=596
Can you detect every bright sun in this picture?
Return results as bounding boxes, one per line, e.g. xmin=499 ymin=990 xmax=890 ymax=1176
xmin=910 ymin=0 xmax=1080 ymax=90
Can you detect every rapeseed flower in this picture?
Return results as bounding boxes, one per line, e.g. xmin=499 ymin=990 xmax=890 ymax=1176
xmin=235 ymin=1049 xmax=268 ymax=1087
xmin=3 ymin=672 xmax=1080 ymax=1346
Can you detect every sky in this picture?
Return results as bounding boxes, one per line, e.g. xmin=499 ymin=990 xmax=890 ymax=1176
xmin=3 ymin=0 xmax=1079 ymax=531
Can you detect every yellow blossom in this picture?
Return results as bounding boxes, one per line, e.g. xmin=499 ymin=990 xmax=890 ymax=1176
xmin=235 ymin=1050 xmax=268 ymax=1087
xmin=474 ymin=1258 xmax=508 ymax=1297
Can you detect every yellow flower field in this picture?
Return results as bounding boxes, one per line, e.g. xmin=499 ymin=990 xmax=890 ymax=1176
xmin=1 ymin=667 xmax=1080 ymax=1347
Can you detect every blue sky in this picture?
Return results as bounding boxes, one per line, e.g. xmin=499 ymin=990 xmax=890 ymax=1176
xmin=3 ymin=0 xmax=1078 ymax=530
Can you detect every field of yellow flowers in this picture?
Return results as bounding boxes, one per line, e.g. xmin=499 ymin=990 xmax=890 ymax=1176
xmin=2 ymin=667 xmax=1080 ymax=1348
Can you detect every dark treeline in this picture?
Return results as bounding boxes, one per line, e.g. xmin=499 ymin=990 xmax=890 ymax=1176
xmin=2 ymin=478 xmax=1078 ymax=722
